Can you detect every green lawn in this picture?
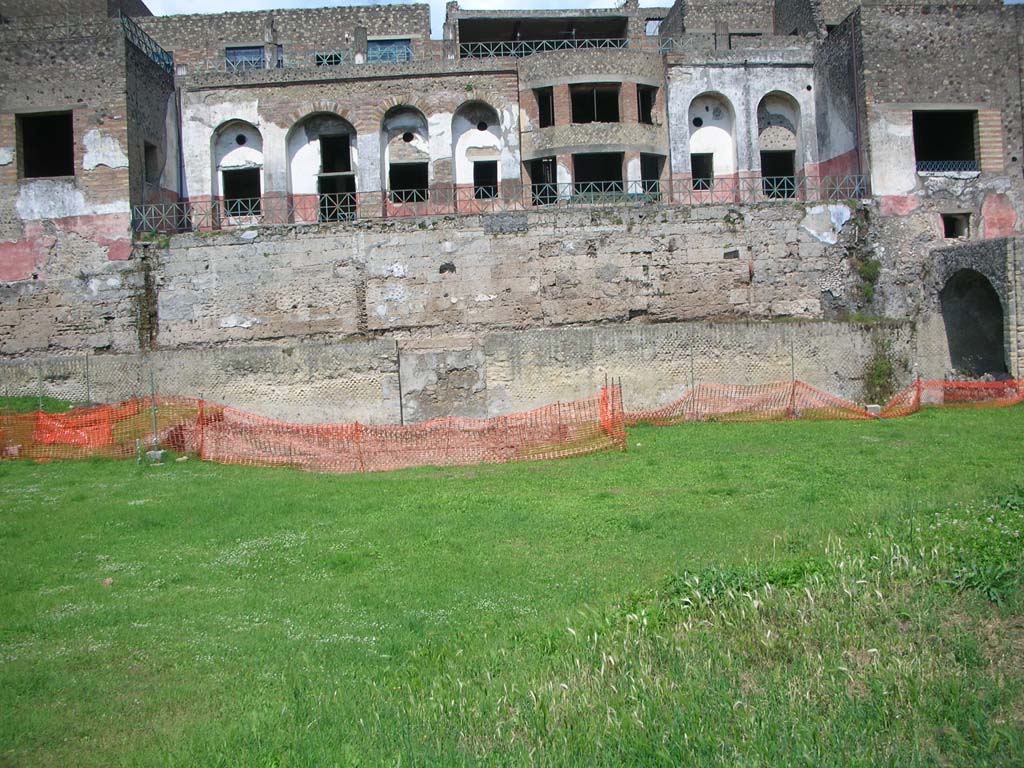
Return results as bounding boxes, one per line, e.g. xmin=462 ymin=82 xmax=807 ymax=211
xmin=1 ymin=407 xmax=1023 ymax=766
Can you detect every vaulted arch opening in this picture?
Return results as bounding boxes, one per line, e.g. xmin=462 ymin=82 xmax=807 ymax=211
xmin=212 ymin=120 xmax=263 ymax=217
xmin=687 ymin=92 xmax=736 ymax=195
xmin=757 ymin=91 xmax=801 ymax=198
xmin=287 ymin=113 xmax=357 ymax=222
xmin=381 ymin=106 xmax=429 ymax=203
xmin=452 ymin=101 xmax=502 ymax=200
xmin=940 ymin=269 xmax=1007 ymax=376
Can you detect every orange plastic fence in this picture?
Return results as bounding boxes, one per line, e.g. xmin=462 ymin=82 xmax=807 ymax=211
xmin=0 ymin=387 xmax=627 ymax=474
xmin=624 ymin=380 xmax=876 ymax=426
xmin=880 ymin=379 xmax=1023 ymax=418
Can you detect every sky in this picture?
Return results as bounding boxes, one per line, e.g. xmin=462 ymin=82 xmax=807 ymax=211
xmin=143 ymin=0 xmax=675 ymax=40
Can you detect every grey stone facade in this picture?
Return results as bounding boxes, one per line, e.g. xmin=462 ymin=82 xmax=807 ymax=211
xmin=1 ymin=0 xmax=1022 ymax=421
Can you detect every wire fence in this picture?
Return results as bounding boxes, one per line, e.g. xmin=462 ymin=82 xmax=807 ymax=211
xmin=132 ymin=175 xmax=870 ymax=234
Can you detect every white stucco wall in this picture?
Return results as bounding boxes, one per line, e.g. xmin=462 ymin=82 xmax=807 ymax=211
xmin=287 ymin=115 xmax=358 ymax=195
xmin=688 ymin=93 xmax=737 ymax=176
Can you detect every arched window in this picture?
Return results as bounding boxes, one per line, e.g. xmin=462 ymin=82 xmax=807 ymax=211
xmin=381 ymin=106 xmax=429 ymax=203
xmin=757 ymin=92 xmax=801 ymax=198
xmin=687 ymin=93 xmax=736 ymax=195
xmin=287 ymin=113 xmax=357 ymax=222
xmin=452 ymin=101 xmax=501 ymax=200
xmin=212 ymin=120 xmax=263 ymax=217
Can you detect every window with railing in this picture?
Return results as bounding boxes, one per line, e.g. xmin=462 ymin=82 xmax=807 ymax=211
xmin=225 ymin=46 xmax=265 ymax=72
xmin=691 ymin=153 xmax=713 ymax=191
xmin=913 ymin=110 xmax=979 ymax=173
xmin=368 ymin=39 xmax=412 ymax=63
xmin=571 ymin=84 xmax=620 ymax=124
xmin=315 ymin=51 xmax=349 ymax=67
xmin=536 ymin=87 xmax=554 ymax=128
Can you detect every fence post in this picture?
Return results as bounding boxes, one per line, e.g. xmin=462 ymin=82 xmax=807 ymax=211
xmin=84 ymin=354 xmax=91 ymax=406
xmin=789 ymin=338 xmax=796 ymax=383
xmin=37 ymin=364 xmax=44 ymax=412
xmin=149 ymin=365 xmax=158 ymax=448
xmin=689 ymin=347 xmax=696 ymax=389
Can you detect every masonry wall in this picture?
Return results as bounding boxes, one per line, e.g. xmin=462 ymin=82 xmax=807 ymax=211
xmin=125 ymin=38 xmax=179 ymax=207
xmin=0 ymin=318 xmax=916 ymax=424
xmin=812 ymin=12 xmax=861 ymax=176
xmin=682 ymin=0 xmax=776 ymax=32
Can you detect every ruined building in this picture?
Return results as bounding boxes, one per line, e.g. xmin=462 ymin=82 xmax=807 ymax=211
xmin=0 ymin=0 xmax=1021 ymax=421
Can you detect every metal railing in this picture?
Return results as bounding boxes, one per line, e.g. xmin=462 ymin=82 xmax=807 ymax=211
xmin=459 ymin=37 xmax=628 ymax=59
xmin=916 ymin=160 xmax=980 ymax=173
xmin=132 ymin=175 xmax=871 ymax=235
xmin=118 ymin=12 xmax=173 ymax=75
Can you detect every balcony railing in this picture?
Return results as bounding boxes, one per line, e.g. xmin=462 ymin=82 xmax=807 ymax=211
xmin=915 ymin=160 xmax=979 ymax=173
xmin=459 ymin=38 xmax=628 ymax=59
xmin=131 ymin=175 xmax=871 ymax=235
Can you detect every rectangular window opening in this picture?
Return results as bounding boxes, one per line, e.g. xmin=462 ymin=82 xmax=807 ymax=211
xmin=389 ymin=162 xmax=428 ymax=202
xmin=640 ymin=153 xmax=663 ymax=197
xmin=225 ymin=46 xmax=265 ymax=71
xmin=315 ymin=51 xmax=348 ymax=67
xmin=368 ymin=39 xmax=412 ymax=63
xmin=912 ymin=110 xmax=979 ymax=172
xmin=473 ymin=160 xmax=498 ymax=200
xmin=644 ymin=19 xmax=662 ymax=36
xmin=941 ymin=213 xmax=970 ymax=239
xmin=144 ymin=141 xmax=159 ymax=184
xmin=760 ymin=150 xmax=796 ymax=199
xmin=570 ymin=84 xmax=620 ymax=124
xmin=573 ymin=152 xmax=623 ymax=197
xmin=222 ymin=168 xmax=262 ymax=216
xmin=17 ymin=112 xmax=74 ymax=178
xmin=528 ymin=156 xmax=557 ymax=205
xmin=637 ymin=86 xmax=656 ymax=125
xmin=318 ymin=175 xmax=356 ymax=222
xmin=320 ymin=135 xmax=351 ymax=174
xmin=536 ymin=87 xmax=554 ymax=129
xmin=691 ymin=153 xmax=713 ymax=190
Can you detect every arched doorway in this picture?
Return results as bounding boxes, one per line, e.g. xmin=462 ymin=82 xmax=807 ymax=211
xmin=940 ymin=269 xmax=1007 ymax=376
xmin=287 ymin=113 xmax=357 ymax=222
xmin=452 ymin=101 xmax=501 ymax=201
xmin=756 ymin=91 xmax=801 ymax=199
xmin=211 ymin=120 xmax=263 ymax=218
xmin=687 ymin=92 xmax=736 ymax=199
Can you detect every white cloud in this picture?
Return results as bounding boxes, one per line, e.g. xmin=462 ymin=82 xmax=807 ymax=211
xmin=144 ymin=0 xmax=672 ymax=40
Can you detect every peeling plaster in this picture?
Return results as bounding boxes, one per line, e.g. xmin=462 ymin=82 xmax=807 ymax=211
xmin=82 ymin=129 xmax=129 ymax=170
xmin=219 ymin=313 xmax=263 ymax=329
xmin=16 ymin=180 xmax=129 ymax=220
xmin=801 ymin=204 xmax=851 ymax=245
xmin=0 ymin=147 xmax=13 ymax=166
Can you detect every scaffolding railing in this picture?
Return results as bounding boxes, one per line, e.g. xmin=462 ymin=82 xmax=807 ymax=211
xmin=132 ymin=175 xmax=871 ymax=234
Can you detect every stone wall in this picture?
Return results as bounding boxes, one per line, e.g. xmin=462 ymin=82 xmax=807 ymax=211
xmin=0 ymin=318 xmax=916 ymax=423
xmin=812 ymin=11 xmax=861 ymax=175
xmin=774 ymin=0 xmax=821 ymax=36
xmin=144 ymin=202 xmax=864 ymax=352
xmin=682 ymin=0 xmax=775 ymax=32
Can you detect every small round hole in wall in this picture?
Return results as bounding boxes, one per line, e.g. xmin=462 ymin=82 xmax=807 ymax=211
xmin=806 ymin=84 xmax=812 ymax=91
xmin=235 ymin=134 xmax=247 ymax=146
xmin=477 ymin=121 xmax=488 ymax=131
xmin=402 ymin=131 xmax=414 ymax=143
xmin=693 ymin=117 xmax=703 ymax=127
xmin=1013 ymin=156 xmax=1019 ymax=162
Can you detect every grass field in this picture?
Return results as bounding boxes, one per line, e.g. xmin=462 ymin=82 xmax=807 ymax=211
xmin=2 ymin=406 xmax=1023 ymax=766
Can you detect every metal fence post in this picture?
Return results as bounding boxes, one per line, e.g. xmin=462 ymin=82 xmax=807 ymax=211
xmin=84 ymin=354 xmax=91 ymax=406
xmin=790 ymin=339 xmax=796 ymax=382
xmin=149 ymin=364 xmax=158 ymax=448
xmin=689 ymin=347 xmax=696 ymax=389
xmin=37 ymin=364 xmax=44 ymax=412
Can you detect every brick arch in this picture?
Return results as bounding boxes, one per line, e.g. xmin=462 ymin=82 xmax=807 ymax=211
xmin=455 ymin=89 xmax=506 ymax=119
xmin=928 ymin=240 xmax=1010 ymax=313
xmin=370 ymin=97 xmax=431 ymax=127
xmin=282 ymin=102 xmax=356 ymax=137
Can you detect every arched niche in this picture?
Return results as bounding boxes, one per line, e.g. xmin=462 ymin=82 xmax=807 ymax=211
xmin=287 ymin=113 xmax=358 ymax=221
xmin=940 ymin=269 xmax=1008 ymax=376
xmin=687 ymin=93 xmax=736 ymax=190
xmin=212 ymin=120 xmax=264 ymax=215
xmin=757 ymin=91 xmax=801 ymax=197
xmin=452 ymin=101 xmax=501 ymax=198
xmin=381 ymin=106 xmax=429 ymax=200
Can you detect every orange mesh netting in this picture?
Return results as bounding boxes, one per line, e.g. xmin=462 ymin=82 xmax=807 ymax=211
xmin=880 ymin=379 xmax=1024 ymax=418
xmin=1 ymin=387 xmax=626 ymax=473
xmin=625 ymin=380 xmax=876 ymax=426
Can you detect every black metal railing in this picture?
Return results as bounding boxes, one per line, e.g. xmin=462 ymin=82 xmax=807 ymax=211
xmin=459 ymin=38 xmax=628 ymax=59
xmin=119 ymin=12 xmax=173 ymax=75
xmin=131 ymin=175 xmax=871 ymax=235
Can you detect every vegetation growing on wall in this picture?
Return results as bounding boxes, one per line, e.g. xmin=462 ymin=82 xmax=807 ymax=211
xmin=862 ymin=332 xmax=903 ymax=404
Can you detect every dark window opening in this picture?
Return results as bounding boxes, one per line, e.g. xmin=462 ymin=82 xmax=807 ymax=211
xmin=225 ymin=46 xmax=265 ymax=71
xmin=144 ymin=141 xmax=159 ymax=184
xmin=473 ymin=160 xmax=498 ymax=199
xmin=637 ymin=86 xmax=656 ymax=125
xmin=320 ymin=135 xmax=351 ymax=174
xmin=942 ymin=213 xmax=970 ymax=239
xmin=18 ymin=112 xmax=74 ymax=178
xmin=573 ymin=152 xmax=623 ymax=196
xmin=528 ymin=156 xmax=557 ymax=205
xmin=318 ymin=175 xmax=356 ymax=222
xmin=941 ymin=269 xmax=1007 ymax=376
xmin=389 ymin=163 xmax=428 ymax=202
xmin=692 ymin=153 xmax=713 ymax=190
xmin=570 ymin=84 xmax=620 ymax=124
xmin=276 ymin=44 xmax=284 ymax=68
xmin=640 ymin=153 xmax=663 ymax=197
xmin=913 ymin=111 xmax=978 ymax=172
xmin=536 ymin=87 xmax=554 ymax=128
xmin=315 ymin=51 xmax=347 ymax=67
xmin=222 ymin=168 xmax=261 ymax=216
xmin=368 ymin=39 xmax=412 ymax=63
xmin=760 ymin=150 xmax=796 ymax=199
